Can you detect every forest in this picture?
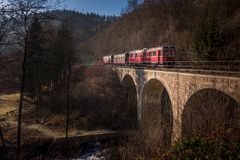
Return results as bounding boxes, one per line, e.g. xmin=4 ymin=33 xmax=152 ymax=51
xmin=0 ymin=0 xmax=240 ymax=159
xmin=93 ymin=0 xmax=240 ymax=61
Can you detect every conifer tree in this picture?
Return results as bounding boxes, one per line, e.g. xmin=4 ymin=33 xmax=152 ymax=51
xmin=54 ymin=22 xmax=75 ymax=86
xmin=126 ymin=0 xmax=139 ymax=13
xmin=192 ymin=10 xmax=225 ymax=61
xmin=25 ymin=14 xmax=45 ymax=106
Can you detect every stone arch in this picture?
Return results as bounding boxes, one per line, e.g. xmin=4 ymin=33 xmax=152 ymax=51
xmin=141 ymin=79 xmax=173 ymax=147
xmin=182 ymin=88 xmax=240 ymax=139
xmin=107 ymin=70 xmax=137 ymax=130
xmin=121 ymin=75 xmax=138 ymax=129
xmin=144 ymin=71 xmax=174 ymax=105
xmin=121 ymin=74 xmax=136 ymax=85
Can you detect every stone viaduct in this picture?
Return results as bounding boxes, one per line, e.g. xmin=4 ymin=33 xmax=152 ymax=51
xmin=113 ymin=67 xmax=240 ymax=145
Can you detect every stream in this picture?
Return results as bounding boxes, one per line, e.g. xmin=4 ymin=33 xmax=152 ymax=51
xmin=72 ymin=141 xmax=109 ymax=160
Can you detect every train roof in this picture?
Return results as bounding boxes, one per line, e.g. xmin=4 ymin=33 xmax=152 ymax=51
xmin=129 ymin=46 xmax=176 ymax=53
xmin=103 ymin=55 xmax=113 ymax=58
xmin=148 ymin=46 xmax=176 ymax=50
xmin=129 ymin=49 xmax=145 ymax=53
xmin=115 ymin=52 xmax=129 ymax=55
xmin=103 ymin=46 xmax=176 ymax=57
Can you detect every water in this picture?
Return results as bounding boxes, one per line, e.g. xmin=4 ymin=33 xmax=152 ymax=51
xmin=72 ymin=141 xmax=106 ymax=160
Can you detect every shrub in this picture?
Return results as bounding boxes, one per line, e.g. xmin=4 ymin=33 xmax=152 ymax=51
xmin=170 ymin=129 xmax=240 ymax=160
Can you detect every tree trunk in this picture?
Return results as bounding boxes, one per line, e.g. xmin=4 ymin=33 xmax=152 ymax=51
xmin=16 ymin=30 xmax=28 ymax=160
xmin=0 ymin=126 xmax=5 ymax=147
xmin=66 ymin=53 xmax=71 ymax=144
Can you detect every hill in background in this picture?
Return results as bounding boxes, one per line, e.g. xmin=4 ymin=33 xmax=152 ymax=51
xmin=0 ymin=10 xmax=117 ymax=90
xmin=92 ymin=0 xmax=240 ymax=61
xmin=44 ymin=10 xmax=118 ymax=63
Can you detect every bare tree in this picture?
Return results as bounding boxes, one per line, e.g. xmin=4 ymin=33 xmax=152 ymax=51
xmin=0 ymin=1 xmax=6 ymax=43
xmin=0 ymin=0 xmax=11 ymax=53
xmin=3 ymin=0 xmax=61 ymax=159
xmin=54 ymin=21 xmax=75 ymax=150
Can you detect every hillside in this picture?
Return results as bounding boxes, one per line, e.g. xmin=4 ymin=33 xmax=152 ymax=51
xmin=0 ymin=10 xmax=117 ymax=90
xmin=44 ymin=10 xmax=118 ymax=63
xmin=92 ymin=0 xmax=240 ymax=61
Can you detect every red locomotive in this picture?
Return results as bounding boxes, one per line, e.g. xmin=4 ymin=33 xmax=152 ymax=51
xmin=102 ymin=46 xmax=176 ymax=66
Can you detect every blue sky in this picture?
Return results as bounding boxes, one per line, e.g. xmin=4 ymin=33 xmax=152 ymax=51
xmin=61 ymin=0 xmax=129 ymax=15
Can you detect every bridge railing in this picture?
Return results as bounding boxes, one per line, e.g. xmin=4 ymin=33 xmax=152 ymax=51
xmin=113 ymin=61 xmax=240 ymax=75
xmin=79 ymin=61 xmax=240 ymax=73
xmin=173 ymin=61 xmax=240 ymax=72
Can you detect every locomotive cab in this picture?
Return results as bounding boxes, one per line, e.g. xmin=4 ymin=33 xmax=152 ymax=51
xmin=161 ymin=46 xmax=176 ymax=66
xmin=144 ymin=46 xmax=176 ymax=67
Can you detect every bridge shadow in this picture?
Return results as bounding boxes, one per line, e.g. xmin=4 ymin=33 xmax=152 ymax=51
xmin=122 ymin=75 xmax=138 ymax=129
xmin=182 ymin=89 xmax=239 ymax=139
xmin=141 ymin=79 xmax=173 ymax=148
xmin=110 ymin=69 xmax=138 ymax=130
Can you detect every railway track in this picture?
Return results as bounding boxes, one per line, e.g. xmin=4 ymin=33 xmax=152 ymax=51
xmin=113 ymin=65 xmax=240 ymax=77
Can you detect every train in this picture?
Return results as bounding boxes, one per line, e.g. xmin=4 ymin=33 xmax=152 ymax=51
xmin=103 ymin=46 xmax=176 ymax=67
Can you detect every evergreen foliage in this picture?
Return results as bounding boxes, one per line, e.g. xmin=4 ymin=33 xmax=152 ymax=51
xmin=26 ymin=14 xmax=45 ymax=100
xmin=192 ymin=10 xmax=225 ymax=61
xmin=25 ymin=15 xmax=77 ymax=107
xmin=44 ymin=10 xmax=117 ymax=63
xmin=54 ymin=21 xmax=76 ymax=87
xmin=93 ymin=0 xmax=240 ymax=61
xmin=126 ymin=0 xmax=139 ymax=13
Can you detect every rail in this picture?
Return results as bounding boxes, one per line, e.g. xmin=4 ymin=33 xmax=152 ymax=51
xmin=108 ymin=61 xmax=240 ymax=76
xmin=173 ymin=61 xmax=240 ymax=72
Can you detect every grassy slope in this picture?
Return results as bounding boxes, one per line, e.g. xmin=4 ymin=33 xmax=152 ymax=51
xmin=0 ymin=93 xmax=114 ymax=145
xmin=0 ymin=93 xmax=19 ymax=116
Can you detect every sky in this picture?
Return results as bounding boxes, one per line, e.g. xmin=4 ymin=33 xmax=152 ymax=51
xmin=61 ymin=0 xmax=129 ymax=16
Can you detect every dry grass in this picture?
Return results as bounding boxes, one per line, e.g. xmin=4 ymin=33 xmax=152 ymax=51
xmin=117 ymin=131 xmax=165 ymax=160
xmin=0 ymin=92 xmax=117 ymax=145
xmin=0 ymin=93 xmax=19 ymax=115
xmin=1 ymin=119 xmax=113 ymax=145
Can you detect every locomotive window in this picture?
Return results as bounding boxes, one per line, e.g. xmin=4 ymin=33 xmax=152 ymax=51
xmin=143 ymin=52 xmax=146 ymax=58
xmin=135 ymin=53 xmax=137 ymax=58
xmin=164 ymin=49 xmax=169 ymax=56
xmin=153 ymin=51 xmax=156 ymax=56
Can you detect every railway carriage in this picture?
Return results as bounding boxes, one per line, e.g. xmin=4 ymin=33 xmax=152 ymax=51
xmin=103 ymin=55 xmax=113 ymax=64
xmin=113 ymin=52 xmax=129 ymax=65
xmin=129 ymin=49 xmax=145 ymax=64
